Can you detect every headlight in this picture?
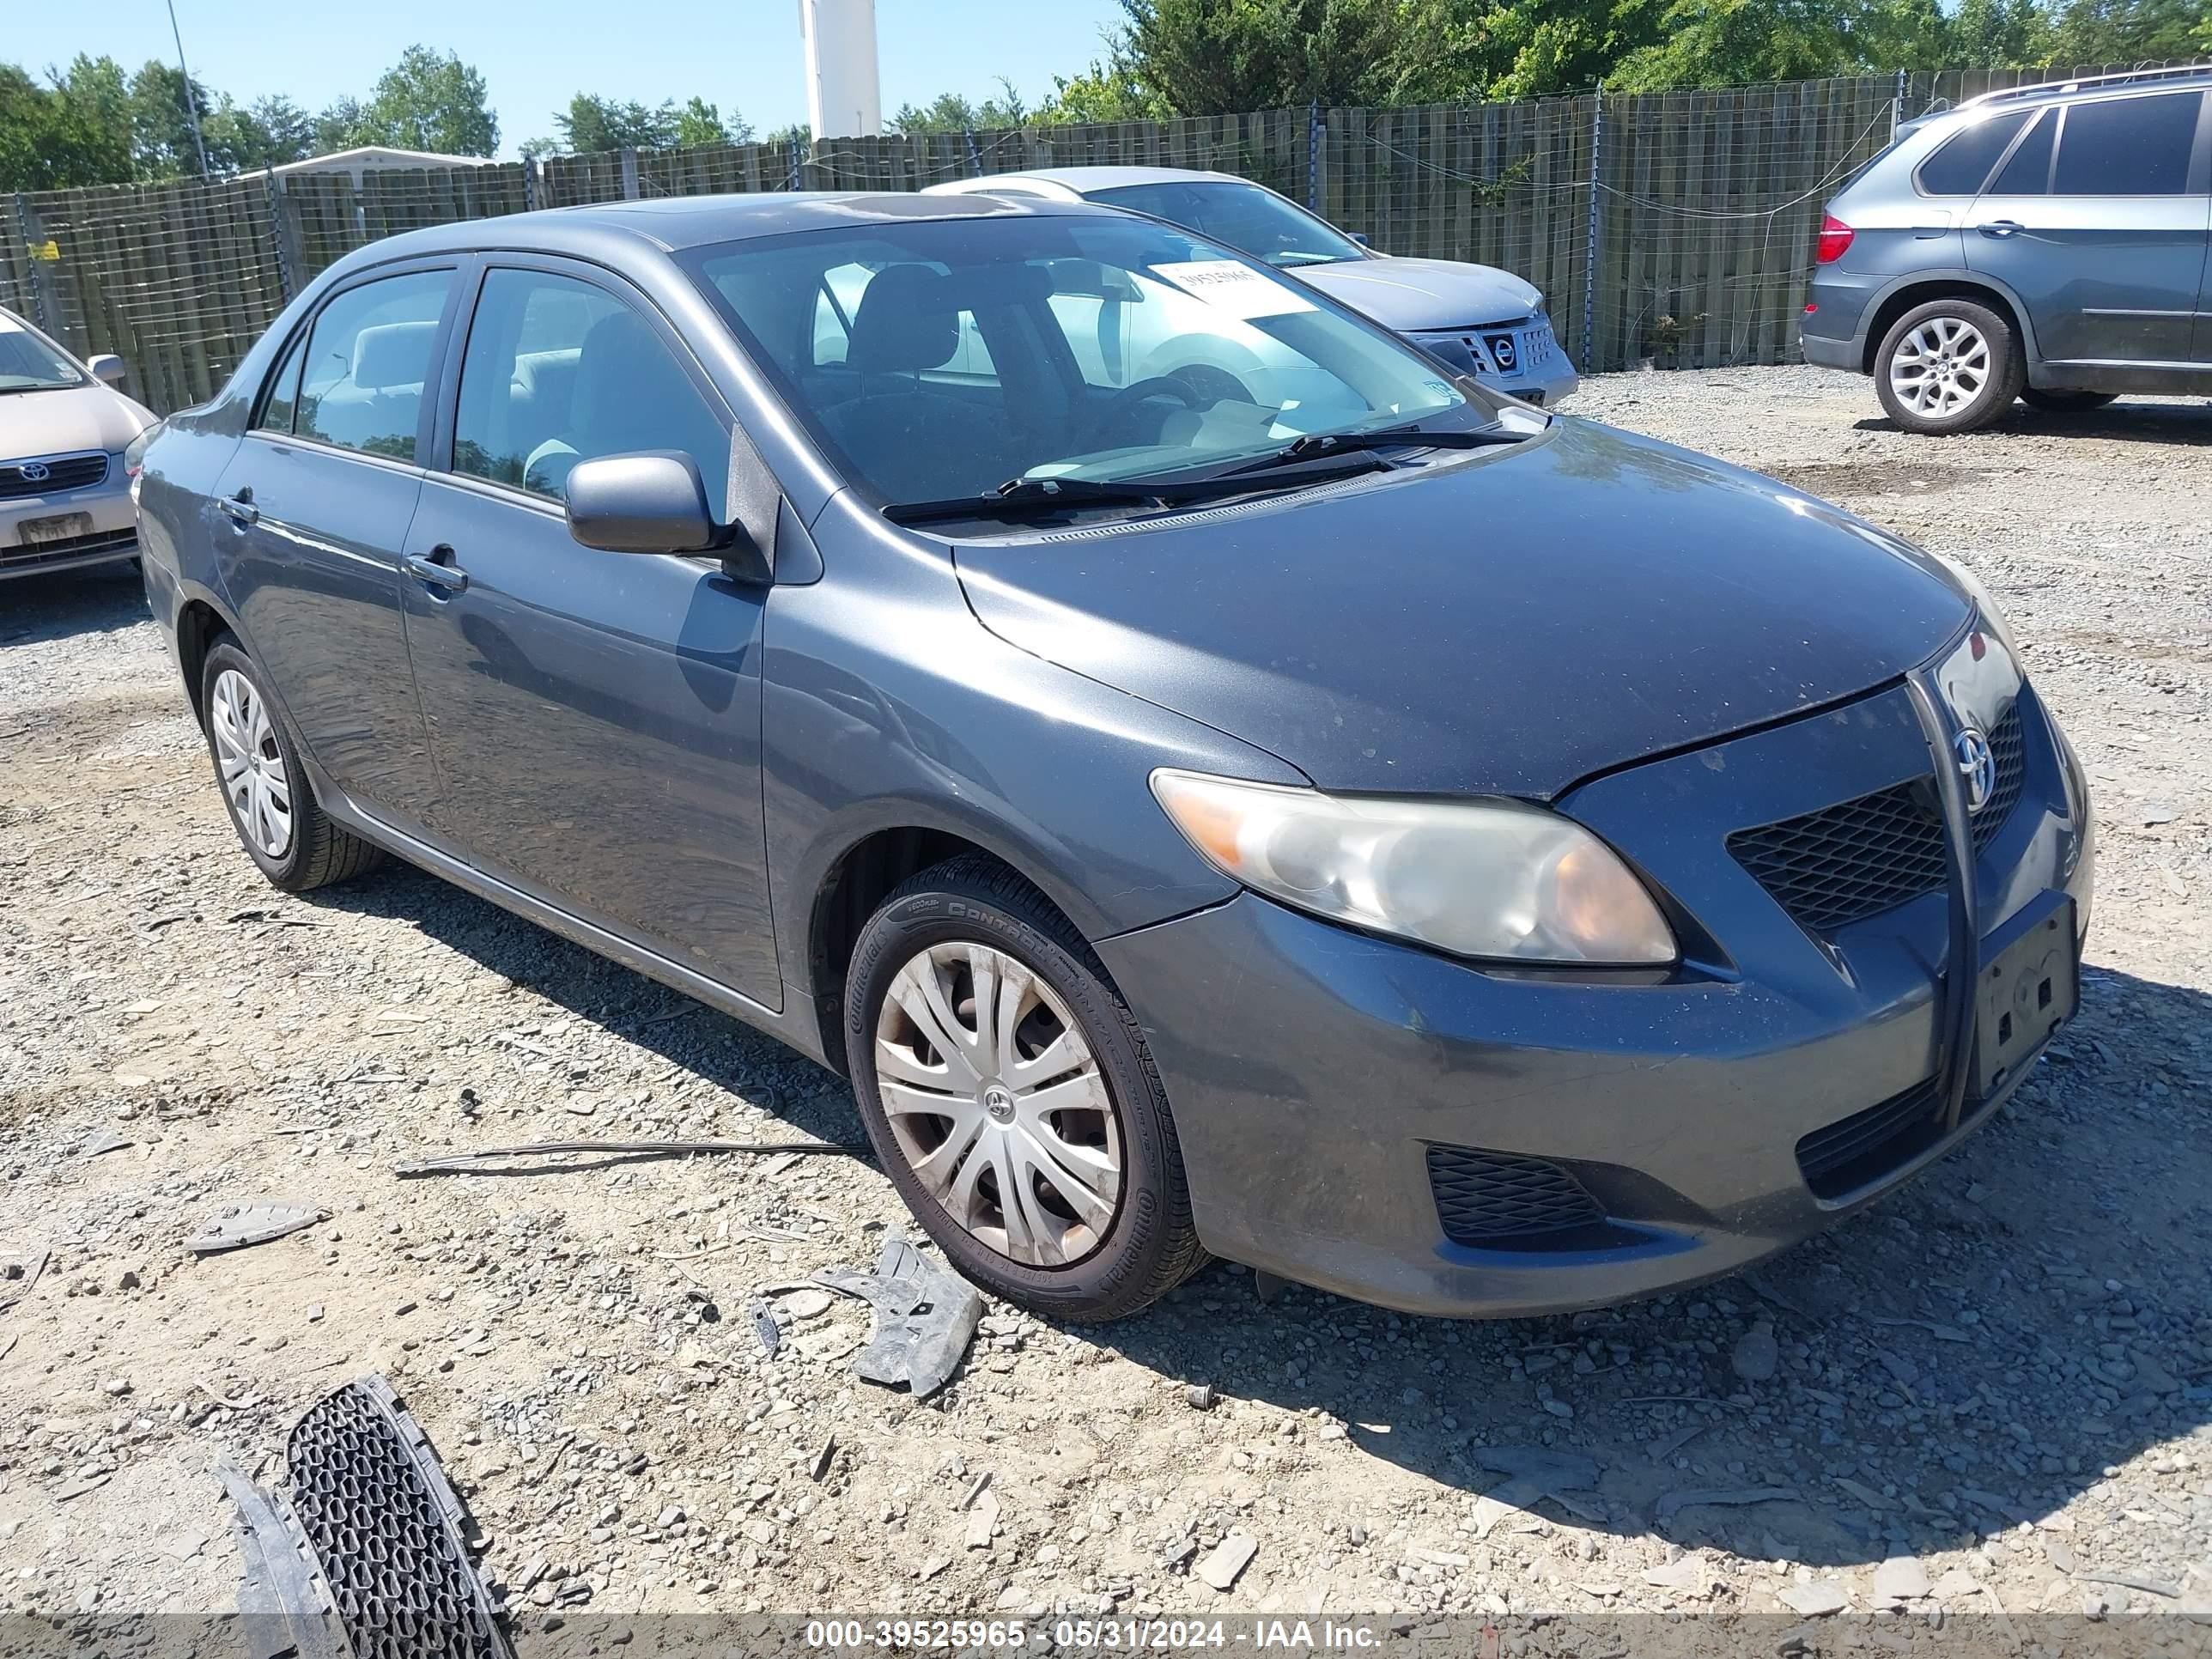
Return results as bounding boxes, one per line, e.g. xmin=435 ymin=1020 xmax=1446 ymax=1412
xmin=1150 ymin=769 xmax=1676 ymax=966
xmin=1923 ymin=548 xmax=2016 ymax=653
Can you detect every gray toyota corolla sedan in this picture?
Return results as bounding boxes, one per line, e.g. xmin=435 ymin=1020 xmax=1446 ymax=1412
xmin=136 ymin=192 xmax=2094 ymax=1322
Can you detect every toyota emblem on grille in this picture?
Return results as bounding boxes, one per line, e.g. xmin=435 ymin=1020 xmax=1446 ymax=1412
xmin=1954 ymin=726 xmax=1996 ymax=814
xmin=20 ymin=461 xmax=50 ymax=483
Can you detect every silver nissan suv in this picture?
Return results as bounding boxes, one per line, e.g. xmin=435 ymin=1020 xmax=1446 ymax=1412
xmin=1802 ymin=67 xmax=2212 ymax=434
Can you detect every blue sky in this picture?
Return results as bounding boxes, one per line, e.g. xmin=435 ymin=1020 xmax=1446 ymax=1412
xmin=11 ymin=0 xmax=1130 ymax=157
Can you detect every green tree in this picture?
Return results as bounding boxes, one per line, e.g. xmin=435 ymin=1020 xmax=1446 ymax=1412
xmin=127 ymin=59 xmax=213 ymax=179
xmin=1033 ymin=58 xmax=1165 ymax=123
xmin=1944 ymin=0 xmax=2055 ymax=65
xmin=888 ymin=78 xmax=1031 ymax=133
xmin=1607 ymin=0 xmax=1954 ymax=89
xmin=2045 ymin=0 xmax=2207 ymax=60
xmin=555 ymin=93 xmax=678 ymax=152
xmin=1116 ymin=0 xmax=1462 ymax=113
xmin=351 ymin=46 xmax=498 ymax=156
xmin=313 ymin=95 xmax=367 ymax=153
xmin=206 ymin=93 xmax=316 ymax=170
xmin=675 ymin=95 xmax=752 ymax=146
xmin=0 ymin=59 xmax=141 ymax=189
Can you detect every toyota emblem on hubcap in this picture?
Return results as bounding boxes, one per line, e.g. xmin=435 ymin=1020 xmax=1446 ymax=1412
xmin=20 ymin=461 xmax=50 ymax=483
xmin=981 ymin=1084 xmax=1017 ymax=1123
xmin=1954 ymin=726 xmax=1996 ymax=814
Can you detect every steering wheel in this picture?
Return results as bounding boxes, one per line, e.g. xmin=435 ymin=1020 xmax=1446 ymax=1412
xmin=1086 ymin=375 xmax=1208 ymax=446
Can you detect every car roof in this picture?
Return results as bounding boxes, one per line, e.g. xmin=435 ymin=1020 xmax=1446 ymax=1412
xmin=926 ymin=165 xmax=1249 ymax=197
xmin=318 ymin=189 xmax=1126 ymax=276
xmin=1930 ymin=64 xmax=2212 ymax=125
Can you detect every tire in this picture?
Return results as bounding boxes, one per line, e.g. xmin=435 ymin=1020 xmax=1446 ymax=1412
xmin=199 ymin=638 xmax=385 ymax=893
xmin=2021 ymin=387 xmax=2118 ymax=414
xmin=1874 ymin=299 xmax=2024 ymax=434
xmin=843 ymin=853 xmax=1205 ymax=1322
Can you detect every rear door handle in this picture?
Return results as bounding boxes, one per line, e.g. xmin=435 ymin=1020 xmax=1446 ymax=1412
xmin=406 ymin=545 xmax=469 ymax=593
xmin=219 ymin=490 xmax=258 ymax=526
xmin=1978 ymin=220 xmax=2023 ymax=238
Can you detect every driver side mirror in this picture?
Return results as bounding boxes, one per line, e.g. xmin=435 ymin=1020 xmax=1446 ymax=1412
xmin=88 ymin=353 xmax=128 ymax=388
xmin=1350 ymin=232 xmax=1371 ymax=248
xmin=564 ymin=451 xmax=772 ymax=582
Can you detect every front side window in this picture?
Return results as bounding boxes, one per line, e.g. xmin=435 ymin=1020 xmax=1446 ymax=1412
xmin=0 ymin=313 xmax=86 ymax=393
xmin=295 ymin=270 xmax=452 ymax=459
xmin=1086 ymin=180 xmax=1366 ymax=268
xmin=684 ymin=215 xmax=1473 ymax=507
xmin=452 ymin=268 xmax=730 ymax=502
xmin=2052 ymin=93 xmax=2203 ymax=195
xmin=1916 ymin=111 xmax=2031 ymax=196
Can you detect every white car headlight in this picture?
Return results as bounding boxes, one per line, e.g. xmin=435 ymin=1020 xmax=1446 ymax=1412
xmin=1150 ymin=769 xmax=1676 ymax=966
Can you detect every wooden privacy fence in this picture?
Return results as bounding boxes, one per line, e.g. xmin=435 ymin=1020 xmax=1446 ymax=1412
xmin=2 ymin=64 xmax=2196 ymax=413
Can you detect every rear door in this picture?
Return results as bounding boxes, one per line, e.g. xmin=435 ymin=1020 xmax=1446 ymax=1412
xmin=398 ymin=258 xmax=781 ymax=1004
xmin=211 ymin=262 xmax=458 ymax=841
xmin=1963 ymin=91 xmax=2210 ymax=366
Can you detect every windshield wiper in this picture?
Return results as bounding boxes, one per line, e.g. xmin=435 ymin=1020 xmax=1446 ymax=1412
xmin=884 ymin=452 xmax=1390 ymax=526
xmin=1216 ymin=422 xmax=1524 ymax=478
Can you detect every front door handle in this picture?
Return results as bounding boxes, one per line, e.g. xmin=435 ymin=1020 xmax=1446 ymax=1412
xmin=406 ymin=545 xmax=469 ymax=593
xmin=1978 ymin=220 xmax=2023 ymax=239
xmin=219 ymin=489 xmax=258 ymax=526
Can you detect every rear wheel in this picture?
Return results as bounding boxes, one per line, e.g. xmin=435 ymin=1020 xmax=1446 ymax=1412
xmin=2021 ymin=387 xmax=2118 ymax=413
xmin=1875 ymin=300 xmax=2024 ymax=434
xmin=200 ymin=639 xmax=384 ymax=892
xmin=843 ymin=854 xmax=1205 ymax=1322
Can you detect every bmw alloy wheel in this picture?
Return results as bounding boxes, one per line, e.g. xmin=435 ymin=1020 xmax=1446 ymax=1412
xmin=1887 ymin=315 xmax=1991 ymax=420
xmin=872 ymin=941 xmax=1124 ymax=1267
xmin=210 ymin=666 xmax=294 ymax=860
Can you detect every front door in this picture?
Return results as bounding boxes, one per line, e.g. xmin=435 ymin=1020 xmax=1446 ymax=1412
xmin=212 ymin=264 xmax=456 ymax=842
xmin=1964 ymin=92 xmax=2210 ymax=367
xmin=398 ymin=262 xmax=780 ymax=1005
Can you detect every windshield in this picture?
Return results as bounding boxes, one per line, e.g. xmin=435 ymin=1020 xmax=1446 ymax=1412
xmin=0 ymin=314 xmax=86 ymax=392
xmin=684 ymin=213 xmax=1476 ymax=509
xmin=1088 ymin=181 xmax=1366 ymax=268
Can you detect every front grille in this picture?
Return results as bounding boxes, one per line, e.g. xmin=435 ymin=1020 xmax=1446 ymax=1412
xmin=287 ymin=1377 xmax=508 ymax=1659
xmin=0 ymin=452 xmax=108 ymax=498
xmin=1796 ymin=1074 xmax=1945 ymax=1199
xmin=1 ymin=527 xmax=135 ymax=570
xmin=1427 ymin=1144 xmax=1605 ymax=1245
xmin=1729 ymin=781 xmax=1951 ymax=933
xmin=1972 ymin=704 xmax=2026 ymax=855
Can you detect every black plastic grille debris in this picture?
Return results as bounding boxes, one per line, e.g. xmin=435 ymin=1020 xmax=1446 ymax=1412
xmin=1426 ymin=1144 xmax=1605 ymax=1245
xmin=286 ymin=1380 xmax=507 ymax=1659
xmin=1729 ymin=780 xmax=1952 ymax=933
xmin=1970 ymin=704 xmax=2027 ymax=856
xmin=0 ymin=453 xmax=108 ymax=498
xmin=1795 ymin=1074 xmax=1945 ymax=1200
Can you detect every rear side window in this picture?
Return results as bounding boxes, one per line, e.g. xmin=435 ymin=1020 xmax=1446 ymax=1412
xmin=451 ymin=268 xmax=729 ymax=502
xmin=1989 ymin=109 xmax=2055 ymax=194
xmin=295 ymin=270 xmax=452 ymax=460
xmin=2052 ymin=93 xmax=2203 ymax=195
xmin=1917 ymin=111 xmax=2030 ymax=195
xmin=256 ymin=330 xmax=307 ymax=433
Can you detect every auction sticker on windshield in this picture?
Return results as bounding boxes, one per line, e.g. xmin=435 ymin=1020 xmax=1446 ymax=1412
xmin=1149 ymin=260 xmax=1317 ymax=319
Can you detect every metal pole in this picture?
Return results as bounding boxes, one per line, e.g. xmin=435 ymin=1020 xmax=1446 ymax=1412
xmin=787 ymin=135 xmax=803 ymax=191
xmin=620 ymin=147 xmax=641 ymax=201
xmin=1307 ymin=99 xmax=1322 ymax=211
xmin=1893 ymin=67 xmax=1907 ymax=141
xmin=165 ymin=0 xmax=213 ymax=180
xmin=1582 ymin=84 xmax=1603 ymax=375
xmin=963 ymin=127 xmax=982 ymax=178
xmin=263 ymin=167 xmax=294 ymax=306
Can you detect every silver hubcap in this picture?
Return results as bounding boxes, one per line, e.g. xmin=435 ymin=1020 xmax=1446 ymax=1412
xmin=210 ymin=667 xmax=293 ymax=860
xmin=874 ymin=942 xmax=1123 ymax=1267
xmin=1890 ymin=316 xmax=1992 ymax=417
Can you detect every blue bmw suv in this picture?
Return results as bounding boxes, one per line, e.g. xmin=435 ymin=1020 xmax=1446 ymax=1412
xmin=136 ymin=191 xmax=2094 ymax=1321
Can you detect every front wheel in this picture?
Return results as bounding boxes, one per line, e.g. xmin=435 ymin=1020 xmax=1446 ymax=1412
xmin=843 ymin=854 xmax=1205 ymax=1322
xmin=1874 ymin=300 xmax=2024 ymax=434
xmin=2021 ymin=387 xmax=2118 ymax=413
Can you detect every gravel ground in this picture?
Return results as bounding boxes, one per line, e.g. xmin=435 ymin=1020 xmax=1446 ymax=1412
xmin=3 ymin=366 xmax=2209 ymax=1638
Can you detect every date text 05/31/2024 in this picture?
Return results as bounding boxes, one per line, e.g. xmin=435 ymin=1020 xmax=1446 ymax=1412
xmin=804 ymin=1619 xmax=1386 ymax=1650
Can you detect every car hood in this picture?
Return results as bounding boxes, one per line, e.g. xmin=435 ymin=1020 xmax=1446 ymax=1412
xmin=0 ymin=381 xmax=155 ymax=462
xmin=1297 ymin=255 xmax=1544 ymax=331
xmin=951 ymin=419 xmax=1972 ymax=799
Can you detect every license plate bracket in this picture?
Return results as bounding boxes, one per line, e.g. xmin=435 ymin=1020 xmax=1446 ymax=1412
xmin=1971 ymin=892 xmax=2078 ymax=1101
xmin=20 ymin=511 xmax=92 ymax=546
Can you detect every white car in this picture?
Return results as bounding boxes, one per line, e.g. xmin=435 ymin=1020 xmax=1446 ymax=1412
xmin=924 ymin=167 xmax=1578 ymax=406
xmin=1 ymin=306 xmax=157 ymax=581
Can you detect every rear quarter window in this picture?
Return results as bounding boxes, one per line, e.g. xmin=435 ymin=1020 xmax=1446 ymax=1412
xmin=1916 ymin=111 xmax=2032 ymax=196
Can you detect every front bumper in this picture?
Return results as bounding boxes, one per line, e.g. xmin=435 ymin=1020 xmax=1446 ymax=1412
xmin=1100 ymin=674 xmax=2093 ymax=1318
xmin=1 ymin=455 xmax=137 ymax=580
